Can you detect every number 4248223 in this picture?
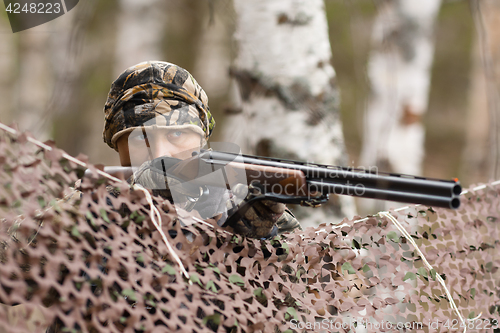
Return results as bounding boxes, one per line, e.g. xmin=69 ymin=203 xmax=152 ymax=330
xmin=5 ymin=2 xmax=61 ymax=14
xmin=443 ymin=318 xmax=498 ymax=330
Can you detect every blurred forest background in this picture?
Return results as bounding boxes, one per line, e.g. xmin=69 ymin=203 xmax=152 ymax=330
xmin=0 ymin=0 xmax=498 ymax=219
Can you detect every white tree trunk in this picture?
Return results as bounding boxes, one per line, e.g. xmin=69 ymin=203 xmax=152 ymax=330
xmin=225 ymin=0 xmax=356 ymax=227
xmin=461 ymin=37 xmax=491 ymax=186
xmin=15 ymin=26 xmax=53 ymax=141
xmin=193 ymin=10 xmax=231 ymax=107
xmin=463 ymin=0 xmax=500 ymax=182
xmin=47 ymin=0 xmax=95 ymax=117
xmin=113 ymin=0 xmax=164 ymax=76
xmin=359 ymin=0 xmax=441 ymax=213
xmin=0 ymin=14 xmax=16 ymax=126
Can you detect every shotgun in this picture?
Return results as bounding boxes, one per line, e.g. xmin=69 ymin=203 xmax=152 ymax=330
xmin=84 ymin=149 xmax=462 ymax=225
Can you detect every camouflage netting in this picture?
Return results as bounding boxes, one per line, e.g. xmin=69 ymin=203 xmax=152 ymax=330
xmin=0 ymin=129 xmax=499 ymax=333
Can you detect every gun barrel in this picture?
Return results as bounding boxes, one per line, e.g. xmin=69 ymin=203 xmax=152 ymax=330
xmin=308 ymin=180 xmax=460 ymax=209
xmin=202 ymin=150 xmax=462 ymax=209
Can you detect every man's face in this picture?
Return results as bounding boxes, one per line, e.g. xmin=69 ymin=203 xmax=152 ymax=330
xmin=116 ymin=127 xmax=203 ymax=166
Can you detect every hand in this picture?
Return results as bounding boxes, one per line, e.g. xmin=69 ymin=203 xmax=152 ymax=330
xmin=130 ymin=158 xmax=201 ymax=201
xmin=226 ymin=183 xmax=286 ymax=239
xmin=131 ymin=159 xmax=172 ymax=200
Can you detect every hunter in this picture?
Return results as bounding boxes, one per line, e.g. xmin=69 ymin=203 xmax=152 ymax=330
xmin=102 ymin=61 xmax=300 ymax=239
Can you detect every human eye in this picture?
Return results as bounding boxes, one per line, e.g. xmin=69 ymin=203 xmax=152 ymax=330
xmin=131 ymin=133 xmax=146 ymax=141
xmin=167 ymin=130 xmax=184 ymax=140
xmin=129 ymin=132 xmax=151 ymax=145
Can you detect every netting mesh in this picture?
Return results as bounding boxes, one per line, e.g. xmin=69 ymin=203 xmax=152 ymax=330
xmin=0 ymin=129 xmax=499 ymax=333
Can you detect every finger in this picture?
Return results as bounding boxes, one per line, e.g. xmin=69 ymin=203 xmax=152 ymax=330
xmin=253 ymin=200 xmax=286 ymax=215
xmin=232 ymin=183 xmax=249 ymax=200
xmin=245 ymin=202 xmax=284 ymax=224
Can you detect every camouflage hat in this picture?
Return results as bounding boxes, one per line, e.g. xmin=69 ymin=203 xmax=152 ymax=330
xmin=103 ymin=61 xmax=216 ymax=150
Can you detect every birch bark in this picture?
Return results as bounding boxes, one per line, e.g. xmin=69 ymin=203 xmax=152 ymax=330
xmin=113 ymin=0 xmax=164 ymax=76
xmin=15 ymin=26 xmax=53 ymax=140
xmin=225 ymin=0 xmax=356 ymax=227
xmin=359 ymin=0 xmax=441 ymax=212
xmin=193 ymin=10 xmax=231 ymax=111
xmin=461 ymin=37 xmax=490 ymax=185
xmin=47 ymin=0 xmax=96 ymax=118
xmin=0 ymin=14 xmax=15 ymax=126
xmin=463 ymin=0 xmax=500 ymax=182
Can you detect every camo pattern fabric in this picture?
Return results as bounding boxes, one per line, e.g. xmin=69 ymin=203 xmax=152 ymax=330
xmin=277 ymin=209 xmax=301 ymax=233
xmin=103 ymin=61 xmax=216 ymax=150
xmin=0 ymin=129 xmax=500 ymax=333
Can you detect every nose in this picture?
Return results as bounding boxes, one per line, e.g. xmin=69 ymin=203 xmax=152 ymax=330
xmin=150 ymin=137 xmax=175 ymax=159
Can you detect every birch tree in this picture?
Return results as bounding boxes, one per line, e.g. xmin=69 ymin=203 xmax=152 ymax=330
xmin=359 ymin=0 xmax=441 ymax=212
xmin=47 ymin=0 xmax=97 ymax=118
xmin=461 ymin=38 xmax=491 ymax=185
xmin=15 ymin=26 xmax=53 ymax=140
xmin=0 ymin=13 xmax=15 ymax=126
xmin=113 ymin=0 xmax=164 ymax=76
xmin=47 ymin=0 xmax=104 ymax=162
xmin=224 ymin=0 xmax=356 ymax=227
xmin=462 ymin=0 xmax=500 ymax=183
xmin=193 ymin=4 xmax=231 ymax=112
